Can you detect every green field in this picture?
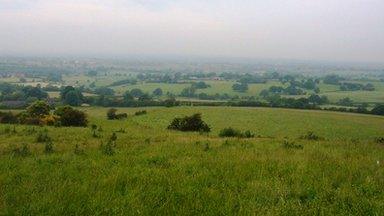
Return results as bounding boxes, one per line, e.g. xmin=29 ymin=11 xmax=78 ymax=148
xmin=1 ymin=107 xmax=384 ymax=215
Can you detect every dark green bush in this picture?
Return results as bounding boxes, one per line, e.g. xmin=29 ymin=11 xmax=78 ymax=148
xmin=135 ymin=110 xmax=147 ymax=116
xmin=115 ymin=113 xmax=128 ymax=119
xmin=375 ymin=137 xmax=384 ymax=144
xmin=55 ymin=106 xmax=88 ymax=127
xmin=107 ymin=108 xmax=127 ymax=120
xmin=219 ymin=127 xmax=241 ymax=137
xmin=167 ymin=113 xmax=210 ymax=132
xmin=107 ymin=108 xmax=117 ymax=120
xmin=219 ymin=127 xmax=255 ymax=138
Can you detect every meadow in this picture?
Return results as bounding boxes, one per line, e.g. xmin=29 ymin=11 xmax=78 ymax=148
xmin=1 ymin=106 xmax=384 ymax=215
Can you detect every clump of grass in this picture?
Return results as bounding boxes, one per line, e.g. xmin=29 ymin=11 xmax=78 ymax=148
xmin=300 ymin=131 xmax=323 ymax=141
xmin=11 ymin=144 xmax=31 ymax=157
xmin=110 ymin=133 xmax=117 ymax=143
xmin=44 ymin=141 xmax=54 ymax=154
xmin=221 ymin=139 xmax=233 ymax=147
xmin=100 ymin=141 xmax=115 ymax=156
xmin=91 ymin=124 xmax=101 ymax=138
xmin=36 ymin=130 xmax=52 ymax=143
xmin=282 ymin=139 xmax=303 ymax=149
xmin=3 ymin=126 xmax=11 ymax=134
xmin=219 ymin=127 xmax=255 ymax=138
xmin=24 ymin=127 xmax=36 ymax=135
xmin=203 ymin=142 xmax=210 ymax=151
xmin=100 ymin=133 xmax=118 ymax=156
xmin=146 ymin=155 xmax=170 ymax=168
xmin=74 ymin=144 xmax=85 ymax=155
xmin=116 ymin=128 xmax=126 ymax=133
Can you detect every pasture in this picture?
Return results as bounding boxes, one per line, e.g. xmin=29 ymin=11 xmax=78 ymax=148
xmin=0 ymin=107 xmax=383 ymax=215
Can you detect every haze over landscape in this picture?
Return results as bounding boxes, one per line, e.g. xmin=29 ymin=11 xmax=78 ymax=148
xmin=1 ymin=0 xmax=384 ymax=63
xmin=2 ymin=1 xmax=384 ymax=215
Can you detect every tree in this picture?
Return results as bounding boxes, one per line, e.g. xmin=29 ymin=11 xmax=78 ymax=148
xmin=180 ymin=87 xmax=196 ymax=97
xmin=130 ymin=88 xmax=144 ymax=98
xmin=94 ymin=87 xmax=115 ymax=96
xmin=27 ymin=101 xmax=51 ymax=117
xmin=86 ymin=70 xmax=98 ymax=76
xmin=363 ymin=83 xmax=375 ymax=91
xmin=232 ymin=82 xmax=248 ymax=92
xmin=371 ymin=104 xmax=384 ymax=115
xmin=323 ymin=74 xmax=344 ymax=85
xmin=60 ymin=86 xmax=83 ymax=106
xmin=153 ymin=88 xmax=163 ymax=96
xmin=337 ymin=97 xmax=353 ymax=106
xmin=138 ymin=94 xmax=151 ymax=101
xmin=22 ymin=85 xmax=48 ymax=100
xmin=64 ymin=90 xmax=82 ymax=106
xmin=191 ymin=81 xmax=210 ymax=89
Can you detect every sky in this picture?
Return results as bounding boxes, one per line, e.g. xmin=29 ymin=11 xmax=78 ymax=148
xmin=0 ymin=0 xmax=383 ymax=63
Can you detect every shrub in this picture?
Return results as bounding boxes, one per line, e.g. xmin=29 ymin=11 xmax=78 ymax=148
xmin=243 ymin=130 xmax=255 ymax=138
xmin=27 ymin=100 xmax=51 ymax=117
xmin=219 ymin=127 xmax=241 ymax=137
xmin=107 ymin=108 xmax=127 ymax=120
xmin=300 ymin=131 xmax=323 ymax=140
xmin=55 ymin=106 xmax=88 ymax=127
xmin=115 ymin=113 xmax=128 ymax=119
xmin=375 ymin=137 xmax=384 ymax=144
xmin=167 ymin=113 xmax=210 ymax=132
xmin=219 ymin=127 xmax=255 ymax=138
xmin=135 ymin=110 xmax=147 ymax=116
xmin=23 ymin=117 xmax=43 ymax=126
xmin=107 ymin=108 xmax=117 ymax=120
xmin=41 ymin=115 xmax=59 ymax=126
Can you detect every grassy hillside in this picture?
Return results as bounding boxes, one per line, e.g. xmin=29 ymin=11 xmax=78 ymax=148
xmin=1 ymin=107 xmax=384 ymax=215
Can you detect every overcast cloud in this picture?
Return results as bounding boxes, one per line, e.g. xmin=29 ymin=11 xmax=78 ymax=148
xmin=0 ymin=0 xmax=383 ymax=63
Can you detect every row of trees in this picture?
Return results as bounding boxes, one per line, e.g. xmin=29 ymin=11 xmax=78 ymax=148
xmin=0 ymin=83 xmax=48 ymax=102
xmin=0 ymin=101 xmax=87 ymax=126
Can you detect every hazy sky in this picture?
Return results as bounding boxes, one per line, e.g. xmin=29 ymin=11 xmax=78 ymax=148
xmin=0 ymin=0 xmax=383 ymax=63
